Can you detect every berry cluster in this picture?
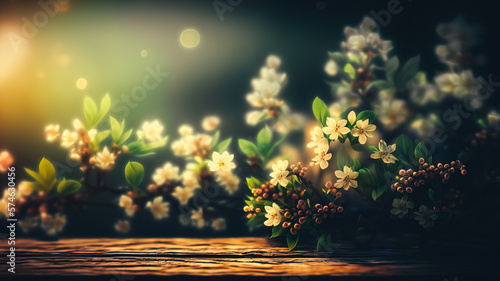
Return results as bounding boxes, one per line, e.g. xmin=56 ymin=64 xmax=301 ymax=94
xmin=251 ymin=182 xmax=283 ymax=201
xmin=471 ymin=129 xmax=499 ymax=148
xmin=282 ymin=200 xmax=343 ymax=235
xmin=432 ymin=188 xmax=465 ymax=212
xmin=391 ymin=158 xmax=467 ymax=193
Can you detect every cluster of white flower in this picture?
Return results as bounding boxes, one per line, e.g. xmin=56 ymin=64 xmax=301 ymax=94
xmin=340 ymin=17 xmax=393 ymax=61
xmin=0 ymin=150 xmax=14 ymax=173
xmin=245 ymin=55 xmax=302 ymax=134
xmin=308 ymin=111 xmax=376 ymax=170
xmin=390 ymin=198 xmax=438 ymax=228
xmin=45 ymin=119 xmax=166 ymax=171
xmin=171 ymin=117 xmax=219 ymax=158
xmin=209 ymin=151 xmax=240 ymax=195
xmin=184 ymin=208 xmax=226 ymax=231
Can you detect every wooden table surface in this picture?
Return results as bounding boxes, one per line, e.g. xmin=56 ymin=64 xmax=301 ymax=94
xmin=2 ymin=237 xmax=499 ymax=278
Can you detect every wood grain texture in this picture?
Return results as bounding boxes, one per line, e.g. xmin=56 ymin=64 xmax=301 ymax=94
xmin=2 ymin=238 xmax=498 ymax=277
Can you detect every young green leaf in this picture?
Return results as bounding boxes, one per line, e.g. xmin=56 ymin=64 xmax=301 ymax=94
xmin=125 ymin=161 xmax=144 ymax=189
xmin=372 ymin=184 xmax=386 ymax=201
xmin=83 ymin=96 xmax=98 ymax=128
xmin=428 ymin=188 xmax=435 ymax=201
xmin=344 ymin=63 xmax=356 ymax=80
xmin=270 ymin=225 xmax=285 ymax=238
xmin=215 ymin=137 xmax=232 ymax=153
xmin=238 ymin=139 xmax=260 ymax=157
xmin=211 ymin=131 xmax=220 ymax=148
xmin=385 ymin=56 xmax=399 ymax=83
xmin=118 ymin=129 xmax=133 ymax=145
xmin=312 ymin=97 xmax=330 ymax=126
xmin=358 ymin=168 xmax=375 ymax=187
xmin=247 ymin=213 xmax=266 ymax=226
xmin=110 ymin=116 xmax=124 ymax=143
xmin=257 ymin=126 xmax=272 ymax=150
xmin=57 ymin=178 xmax=82 ymax=195
xmin=287 ymin=232 xmax=299 ymax=251
xmin=396 ymin=55 xmax=420 ymax=88
xmin=39 ymin=158 xmax=56 ymax=184
xmin=355 ymin=110 xmax=377 ymax=124
xmin=414 ymin=142 xmax=428 ymax=161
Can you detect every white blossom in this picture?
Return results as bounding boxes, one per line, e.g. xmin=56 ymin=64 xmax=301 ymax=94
xmin=270 ymin=160 xmax=289 ymax=187
xmin=61 ymin=130 xmax=78 ymax=148
xmin=171 ymin=186 xmax=194 ymax=205
xmin=45 ymin=124 xmax=60 ymax=142
xmin=137 ymin=120 xmax=164 ymax=143
xmin=95 ymin=147 xmax=116 ymax=170
xmin=334 ymin=166 xmax=359 ymax=190
xmin=208 ymin=151 xmax=236 ymax=172
xmin=390 ymin=198 xmax=414 ymax=218
xmin=152 ymin=162 xmax=181 ymax=186
xmin=351 ymin=119 xmax=376 ymax=144
xmin=370 ymin=140 xmax=398 ymax=164
xmin=415 ymin=205 xmax=438 ymax=228
xmin=264 ymin=203 xmax=283 ymax=227
xmin=146 ymin=196 xmax=170 ymax=219
xmin=191 ymin=208 xmax=205 ymax=228
xmin=202 ymin=116 xmax=220 ymax=131
xmin=119 ymin=195 xmax=135 ymax=217
xmin=114 ymin=220 xmax=130 ymax=233
xmin=40 ymin=213 xmax=66 ymax=235
xmin=211 ymin=218 xmax=226 ymax=231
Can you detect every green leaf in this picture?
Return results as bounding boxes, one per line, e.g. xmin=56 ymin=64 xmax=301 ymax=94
xmin=396 ymin=55 xmax=420 ymax=88
xmin=287 ymin=232 xmax=299 ymax=251
xmin=246 ymin=177 xmax=262 ymax=190
xmin=336 ymin=148 xmax=353 ymax=170
xmin=428 ymin=188 xmax=435 ymax=201
xmin=117 ymin=129 xmax=133 ymax=145
xmin=83 ymin=96 xmax=98 ymax=128
xmin=97 ymin=94 xmax=111 ymax=122
xmin=395 ymin=134 xmax=414 ymax=167
xmin=57 ymin=178 xmax=82 ymax=195
xmin=270 ymin=225 xmax=285 ymax=238
xmin=39 ymin=158 xmax=56 ymax=185
xmin=368 ymin=145 xmax=378 ymax=152
xmin=238 ymin=139 xmax=260 ymax=157
xmin=352 ymin=158 xmax=361 ymax=171
xmin=478 ymin=118 xmax=487 ymax=129
xmin=215 ymin=137 xmax=232 ymax=153
xmin=358 ymin=214 xmax=368 ymax=227
xmin=414 ymin=142 xmax=428 ymax=161
xmin=312 ymin=97 xmax=330 ymax=126
xmin=110 ymin=116 xmax=124 ymax=143
xmin=247 ymin=213 xmax=266 ymax=226
xmin=372 ymin=184 xmax=386 ymax=201
xmin=356 ymin=110 xmax=377 ymax=124
xmin=366 ymin=80 xmax=391 ymax=91
xmin=317 ymin=233 xmax=329 ymax=251
xmin=328 ymin=51 xmax=347 ymax=66
xmin=257 ymin=126 xmax=272 ymax=150
xmin=358 ymin=168 xmax=375 ymax=188
xmin=24 ymin=168 xmax=45 ymax=187
xmin=344 ymin=63 xmax=356 ymax=80
xmin=125 ymin=161 xmax=144 ymax=189
xmin=211 ymin=131 xmax=220 ymax=148
xmin=385 ymin=56 xmax=399 ymax=83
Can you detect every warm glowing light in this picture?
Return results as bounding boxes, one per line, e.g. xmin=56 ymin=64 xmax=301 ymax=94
xmin=180 ymin=29 xmax=200 ymax=48
xmin=76 ymin=78 xmax=87 ymax=90
xmin=57 ymin=54 xmax=71 ymax=66
xmin=140 ymin=50 xmax=148 ymax=57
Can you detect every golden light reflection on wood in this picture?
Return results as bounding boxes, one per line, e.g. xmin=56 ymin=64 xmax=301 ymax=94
xmin=2 ymin=238 xmax=495 ymax=277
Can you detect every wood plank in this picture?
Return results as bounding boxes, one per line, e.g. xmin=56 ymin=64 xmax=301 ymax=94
xmin=2 ymin=238 xmax=498 ymax=277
